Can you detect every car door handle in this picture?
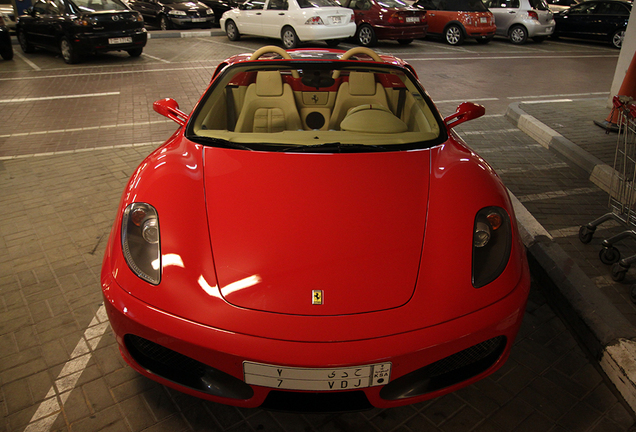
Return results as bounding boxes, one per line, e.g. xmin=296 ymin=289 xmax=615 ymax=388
xmin=508 ymin=10 xmax=515 ymax=13
xmin=256 ymin=12 xmax=261 ymax=14
xmin=278 ymin=12 xmax=285 ymax=15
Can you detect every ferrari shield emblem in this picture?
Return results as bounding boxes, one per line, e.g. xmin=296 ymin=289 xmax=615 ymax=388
xmin=312 ymin=290 xmax=323 ymax=305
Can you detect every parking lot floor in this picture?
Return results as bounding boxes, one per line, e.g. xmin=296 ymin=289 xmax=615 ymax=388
xmin=2 ymin=36 xmax=636 ymax=430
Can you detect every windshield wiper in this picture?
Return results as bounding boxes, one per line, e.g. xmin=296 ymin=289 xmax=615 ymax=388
xmin=189 ymin=136 xmax=254 ymax=151
xmin=278 ymin=142 xmax=389 ymax=153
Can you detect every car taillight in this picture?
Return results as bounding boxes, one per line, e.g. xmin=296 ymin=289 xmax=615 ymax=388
xmin=305 ymin=16 xmax=324 ymax=25
xmin=528 ymin=10 xmax=538 ymax=20
xmin=387 ymin=12 xmax=405 ymax=24
xmin=350 ymin=12 xmax=355 ymax=22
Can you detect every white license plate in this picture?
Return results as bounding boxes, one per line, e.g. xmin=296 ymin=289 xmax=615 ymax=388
xmin=108 ymin=37 xmax=132 ymax=44
xmin=244 ymin=361 xmax=392 ymax=391
xmin=480 ymin=17 xmax=487 ymax=23
xmin=406 ymin=16 xmax=419 ymax=22
xmin=331 ymin=15 xmax=342 ymax=24
xmin=191 ymin=17 xmax=207 ymax=22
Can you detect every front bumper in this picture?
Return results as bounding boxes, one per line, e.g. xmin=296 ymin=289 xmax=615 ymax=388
xmin=102 ymin=258 xmax=530 ymax=410
xmin=169 ymin=15 xmax=215 ymax=27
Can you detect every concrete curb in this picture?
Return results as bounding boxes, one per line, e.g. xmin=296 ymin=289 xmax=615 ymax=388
xmin=506 ymin=101 xmax=636 ymax=414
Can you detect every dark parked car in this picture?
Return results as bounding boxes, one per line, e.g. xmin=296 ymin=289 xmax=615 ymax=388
xmin=128 ymin=0 xmax=215 ymax=30
xmin=552 ymin=0 xmax=631 ymax=48
xmin=337 ymin=0 xmax=427 ymax=46
xmin=17 ymin=0 xmax=147 ymax=63
xmin=198 ymin=0 xmax=234 ymax=22
xmin=0 ymin=14 xmax=12 ymax=60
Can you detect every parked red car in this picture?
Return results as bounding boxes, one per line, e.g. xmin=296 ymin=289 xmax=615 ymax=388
xmin=338 ymin=0 xmax=427 ymax=46
xmin=101 ymin=45 xmax=531 ymax=411
xmin=414 ymin=0 xmax=496 ymax=44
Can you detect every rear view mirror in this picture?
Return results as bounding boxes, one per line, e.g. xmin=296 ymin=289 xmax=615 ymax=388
xmin=153 ymin=98 xmax=188 ymax=126
xmin=444 ymin=102 xmax=485 ymax=129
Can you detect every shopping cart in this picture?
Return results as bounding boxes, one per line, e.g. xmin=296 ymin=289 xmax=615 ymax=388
xmin=579 ymin=95 xmax=636 ymax=283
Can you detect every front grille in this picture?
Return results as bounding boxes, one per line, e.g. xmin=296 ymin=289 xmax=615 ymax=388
xmin=125 ymin=334 xmax=253 ymax=400
xmin=380 ymin=336 xmax=507 ymax=401
xmin=262 ymin=390 xmax=372 ymax=412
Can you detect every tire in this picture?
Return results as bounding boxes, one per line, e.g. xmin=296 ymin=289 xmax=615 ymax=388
xmin=60 ymin=37 xmax=79 ymax=64
xmin=356 ymin=24 xmax=377 ymax=47
xmin=225 ymin=20 xmax=240 ymax=41
xmin=475 ymin=36 xmax=492 ymax=44
xmin=611 ymin=262 xmax=628 ymax=282
xmin=509 ymin=25 xmax=528 ymax=44
xmin=325 ymin=39 xmax=340 ymax=47
xmin=1 ymin=43 xmax=13 ymax=60
xmin=160 ymin=15 xmax=171 ymax=31
xmin=444 ymin=24 xmax=464 ymax=45
xmin=397 ymin=38 xmax=413 ymax=45
xmin=611 ymin=28 xmax=624 ymax=49
xmin=578 ymin=225 xmax=594 ymax=244
xmin=599 ymin=246 xmax=620 ymax=265
xmin=281 ymin=26 xmax=299 ymax=49
xmin=18 ymin=29 xmax=35 ymax=54
xmin=127 ymin=47 xmax=143 ymax=57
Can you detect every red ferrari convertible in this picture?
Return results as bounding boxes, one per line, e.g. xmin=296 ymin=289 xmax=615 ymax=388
xmin=101 ymin=45 xmax=531 ymax=411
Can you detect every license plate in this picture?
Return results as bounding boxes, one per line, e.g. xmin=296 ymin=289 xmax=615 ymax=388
xmin=108 ymin=37 xmax=132 ymax=44
xmin=243 ymin=361 xmax=392 ymax=391
xmin=331 ymin=15 xmax=342 ymax=24
xmin=480 ymin=17 xmax=487 ymax=23
xmin=406 ymin=16 xmax=419 ymax=22
xmin=191 ymin=17 xmax=207 ymax=22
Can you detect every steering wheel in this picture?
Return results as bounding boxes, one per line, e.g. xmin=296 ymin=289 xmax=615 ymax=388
xmin=333 ymin=47 xmax=383 ymax=79
xmin=249 ymin=46 xmax=299 ymax=78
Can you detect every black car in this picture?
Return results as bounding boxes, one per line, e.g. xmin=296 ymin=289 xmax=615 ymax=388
xmin=553 ymin=0 xmax=631 ymax=48
xmin=17 ymin=0 xmax=147 ymax=63
xmin=128 ymin=0 xmax=215 ymax=30
xmin=198 ymin=0 xmax=234 ymax=22
xmin=0 ymin=14 xmax=12 ymax=60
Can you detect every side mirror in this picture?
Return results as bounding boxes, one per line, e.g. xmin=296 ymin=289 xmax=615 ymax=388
xmin=444 ymin=102 xmax=485 ymax=129
xmin=153 ymin=98 xmax=188 ymax=126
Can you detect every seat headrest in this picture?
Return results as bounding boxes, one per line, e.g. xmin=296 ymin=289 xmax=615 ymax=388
xmin=348 ymin=71 xmax=377 ymax=96
xmin=256 ymin=71 xmax=284 ymax=97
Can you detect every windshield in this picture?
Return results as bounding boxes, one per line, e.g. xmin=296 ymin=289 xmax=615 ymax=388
xmin=74 ymin=0 xmax=128 ymax=10
xmin=297 ymin=0 xmax=340 ymax=7
xmin=186 ymin=60 xmax=445 ymax=153
xmin=377 ymin=0 xmax=410 ymax=7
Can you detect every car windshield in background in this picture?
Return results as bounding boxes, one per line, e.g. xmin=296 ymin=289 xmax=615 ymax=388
xmin=418 ymin=0 xmax=488 ymax=10
xmin=187 ymin=62 xmax=445 ymax=153
xmin=297 ymin=0 xmax=341 ymax=7
xmin=74 ymin=0 xmax=128 ymax=11
xmin=528 ymin=0 xmax=550 ymax=10
xmin=377 ymin=0 xmax=411 ymax=7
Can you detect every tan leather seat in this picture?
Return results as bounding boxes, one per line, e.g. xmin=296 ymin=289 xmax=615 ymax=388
xmin=234 ymin=71 xmax=302 ymax=133
xmin=328 ymin=71 xmax=390 ymax=130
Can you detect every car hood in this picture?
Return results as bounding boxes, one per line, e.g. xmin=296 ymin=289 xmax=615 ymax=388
xmin=165 ymin=1 xmax=207 ymax=10
xmin=204 ymin=148 xmax=430 ymax=316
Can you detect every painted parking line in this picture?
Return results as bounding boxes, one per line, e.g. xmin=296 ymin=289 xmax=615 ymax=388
xmin=0 ymin=92 xmax=120 ymax=103
xmin=23 ymin=306 xmax=110 ymax=432
xmin=0 ymin=119 xmax=172 ymax=139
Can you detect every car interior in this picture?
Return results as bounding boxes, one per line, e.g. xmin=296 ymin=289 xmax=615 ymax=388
xmin=191 ymin=54 xmax=442 ymax=147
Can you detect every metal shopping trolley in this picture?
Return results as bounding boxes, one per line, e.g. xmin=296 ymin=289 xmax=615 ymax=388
xmin=579 ymin=95 xmax=636 ymax=284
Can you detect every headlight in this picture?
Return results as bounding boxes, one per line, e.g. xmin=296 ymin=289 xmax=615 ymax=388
xmin=206 ymin=8 xmax=214 ymax=14
xmin=122 ymin=203 xmax=161 ymax=285
xmin=169 ymin=9 xmax=187 ymax=15
xmin=472 ymin=206 xmax=511 ymax=288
